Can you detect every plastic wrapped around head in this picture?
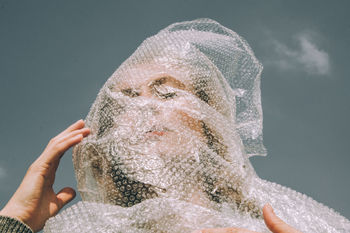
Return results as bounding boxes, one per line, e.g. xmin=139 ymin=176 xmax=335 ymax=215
xmin=43 ymin=19 xmax=350 ymax=233
xmin=73 ymin=19 xmax=265 ymax=215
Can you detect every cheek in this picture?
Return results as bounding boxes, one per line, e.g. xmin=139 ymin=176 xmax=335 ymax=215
xmin=174 ymin=111 xmax=203 ymax=135
xmin=161 ymin=98 xmax=204 ymax=135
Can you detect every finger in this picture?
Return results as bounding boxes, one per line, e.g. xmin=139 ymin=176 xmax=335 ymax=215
xmin=263 ymin=204 xmax=300 ymax=233
xmin=55 ymin=187 xmax=76 ymax=211
xmin=53 ymin=128 xmax=90 ymax=155
xmin=43 ymin=134 xmax=84 ymax=163
xmin=33 ymin=132 xmax=84 ymax=172
xmin=55 ymin=128 xmax=91 ymax=144
xmin=56 ymin=119 xmax=85 ymax=138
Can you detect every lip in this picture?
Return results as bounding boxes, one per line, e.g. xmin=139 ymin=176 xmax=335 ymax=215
xmin=148 ymin=131 xmax=166 ymax=136
xmin=145 ymin=126 xmax=171 ymax=136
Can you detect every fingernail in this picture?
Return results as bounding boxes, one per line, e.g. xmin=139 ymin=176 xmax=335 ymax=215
xmin=84 ymin=129 xmax=91 ymax=136
xmin=266 ymin=203 xmax=274 ymax=213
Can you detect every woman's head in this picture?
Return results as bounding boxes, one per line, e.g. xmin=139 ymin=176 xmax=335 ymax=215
xmin=73 ymin=19 xmax=265 ymax=214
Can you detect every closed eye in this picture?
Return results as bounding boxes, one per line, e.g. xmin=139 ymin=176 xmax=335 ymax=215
xmin=159 ymin=92 xmax=177 ymax=99
xmin=121 ymin=88 xmax=140 ymax=97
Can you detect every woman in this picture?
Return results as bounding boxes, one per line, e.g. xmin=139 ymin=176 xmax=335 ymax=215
xmin=1 ymin=19 xmax=349 ymax=233
xmin=46 ymin=19 xmax=350 ymax=232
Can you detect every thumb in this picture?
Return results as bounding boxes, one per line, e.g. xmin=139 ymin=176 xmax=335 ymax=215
xmin=56 ymin=187 xmax=76 ymax=211
xmin=263 ymin=203 xmax=301 ymax=233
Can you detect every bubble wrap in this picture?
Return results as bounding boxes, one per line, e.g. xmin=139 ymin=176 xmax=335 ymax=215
xmin=44 ymin=19 xmax=350 ymax=233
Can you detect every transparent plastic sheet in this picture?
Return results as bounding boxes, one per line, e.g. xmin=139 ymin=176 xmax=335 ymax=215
xmin=44 ymin=19 xmax=350 ymax=233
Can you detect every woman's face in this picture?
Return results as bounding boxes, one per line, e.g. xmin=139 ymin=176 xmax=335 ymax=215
xmin=87 ymin=63 xmax=213 ymax=205
xmin=83 ymin=62 xmax=250 ymax=208
xmin=111 ymin=63 xmax=206 ymax=157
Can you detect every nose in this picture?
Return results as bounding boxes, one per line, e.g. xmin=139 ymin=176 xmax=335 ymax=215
xmin=139 ymin=84 xmax=153 ymax=98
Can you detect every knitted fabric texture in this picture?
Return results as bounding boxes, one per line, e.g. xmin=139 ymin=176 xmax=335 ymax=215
xmin=0 ymin=216 xmax=33 ymax=233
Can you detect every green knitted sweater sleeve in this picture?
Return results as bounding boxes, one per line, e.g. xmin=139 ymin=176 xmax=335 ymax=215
xmin=0 ymin=216 xmax=34 ymax=233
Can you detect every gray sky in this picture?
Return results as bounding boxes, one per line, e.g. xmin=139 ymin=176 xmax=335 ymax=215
xmin=1 ymin=0 xmax=349 ymax=222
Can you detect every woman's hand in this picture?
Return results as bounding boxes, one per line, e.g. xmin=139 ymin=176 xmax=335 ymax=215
xmin=0 ymin=120 xmax=90 ymax=232
xmin=192 ymin=204 xmax=302 ymax=233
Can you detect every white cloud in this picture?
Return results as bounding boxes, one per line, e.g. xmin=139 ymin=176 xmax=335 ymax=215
xmin=265 ymin=32 xmax=330 ymax=76
xmin=297 ymin=35 xmax=330 ymax=75
xmin=0 ymin=166 xmax=6 ymax=179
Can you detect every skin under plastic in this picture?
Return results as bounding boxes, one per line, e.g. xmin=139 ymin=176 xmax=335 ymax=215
xmin=44 ymin=18 xmax=350 ymax=233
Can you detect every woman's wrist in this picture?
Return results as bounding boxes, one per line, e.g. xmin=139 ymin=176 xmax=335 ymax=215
xmin=0 ymin=203 xmax=26 ymax=226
